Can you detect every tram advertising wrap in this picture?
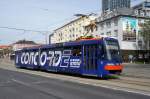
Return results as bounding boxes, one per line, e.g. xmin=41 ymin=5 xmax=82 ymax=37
xmin=15 ymin=37 xmax=123 ymax=77
xmin=16 ymin=50 xmax=81 ymax=70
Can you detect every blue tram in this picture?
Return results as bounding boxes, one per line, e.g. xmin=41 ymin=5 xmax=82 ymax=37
xmin=15 ymin=37 xmax=123 ymax=77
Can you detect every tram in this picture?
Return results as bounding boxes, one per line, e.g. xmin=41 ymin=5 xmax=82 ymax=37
xmin=15 ymin=37 xmax=123 ymax=77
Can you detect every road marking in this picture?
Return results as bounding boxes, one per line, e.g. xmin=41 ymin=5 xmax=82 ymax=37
xmin=12 ymin=79 xmax=31 ymax=86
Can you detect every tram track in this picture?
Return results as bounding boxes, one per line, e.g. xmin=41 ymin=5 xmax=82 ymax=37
xmin=121 ymin=74 xmax=150 ymax=79
xmin=110 ymin=76 xmax=150 ymax=87
xmin=1 ymin=59 xmax=150 ymax=87
xmin=1 ymin=59 xmax=150 ymax=96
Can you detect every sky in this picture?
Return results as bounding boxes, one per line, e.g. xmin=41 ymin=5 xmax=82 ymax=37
xmin=0 ymin=0 xmax=144 ymax=45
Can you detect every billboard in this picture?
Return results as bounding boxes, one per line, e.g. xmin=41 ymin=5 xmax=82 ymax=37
xmin=122 ymin=17 xmax=138 ymax=41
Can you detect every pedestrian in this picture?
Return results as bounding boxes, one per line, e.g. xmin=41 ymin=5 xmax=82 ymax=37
xmin=133 ymin=56 xmax=136 ymax=63
xmin=128 ymin=54 xmax=133 ymax=63
xmin=144 ymin=53 xmax=149 ymax=64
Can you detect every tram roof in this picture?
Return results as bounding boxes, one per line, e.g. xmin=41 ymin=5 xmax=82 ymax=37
xmin=20 ymin=37 xmax=117 ymax=50
xmin=40 ymin=38 xmax=103 ymax=49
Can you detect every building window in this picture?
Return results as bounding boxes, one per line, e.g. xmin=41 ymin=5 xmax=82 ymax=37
xmin=114 ymin=30 xmax=118 ymax=37
xmin=100 ymin=23 xmax=104 ymax=30
xmin=76 ymin=28 xmax=78 ymax=31
xmin=70 ymin=29 xmax=72 ymax=32
xmin=79 ymin=30 xmax=81 ymax=33
xmin=101 ymin=33 xmax=104 ymax=35
xmin=106 ymin=21 xmax=111 ymax=28
xmin=72 ymin=46 xmax=82 ymax=56
xmin=114 ymin=19 xmax=118 ymax=26
xmin=107 ymin=31 xmax=111 ymax=36
xmin=72 ymin=28 xmax=75 ymax=32
xmin=76 ymin=34 xmax=78 ymax=37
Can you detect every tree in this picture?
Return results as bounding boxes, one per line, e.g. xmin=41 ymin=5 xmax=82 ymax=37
xmin=76 ymin=20 xmax=97 ymax=40
xmin=84 ymin=20 xmax=97 ymax=35
xmin=139 ymin=19 xmax=150 ymax=62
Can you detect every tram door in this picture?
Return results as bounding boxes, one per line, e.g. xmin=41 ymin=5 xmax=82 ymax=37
xmin=83 ymin=45 xmax=98 ymax=75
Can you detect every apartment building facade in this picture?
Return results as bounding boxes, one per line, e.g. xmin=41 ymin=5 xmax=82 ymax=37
xmin=49 ymin=15 xmax=97 ymax=44
xmin=94 ymin=6 xmax=150 ymax=61
xmin=102 ymin=0 xmax=131 ymax=13
xmin=49 ymin=0 xmax=150 ymax=61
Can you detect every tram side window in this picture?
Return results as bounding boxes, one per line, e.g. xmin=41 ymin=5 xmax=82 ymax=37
xmin=72 ymin=46 xmax=82 ymax=56
xmin=63 ymin=47 xmax=72 ymax=55
xmin=99 ymin=44 xmax=105 ymax=59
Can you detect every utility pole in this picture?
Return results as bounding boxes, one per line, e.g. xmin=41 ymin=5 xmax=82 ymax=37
xmin=45 ymin=32 xmax=48 ymax=44
xmin=42 ymin=31 xmax=50 ymax=44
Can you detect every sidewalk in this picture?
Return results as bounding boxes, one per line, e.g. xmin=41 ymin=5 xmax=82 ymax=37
xmin=122 ymin=63 xmax=150 ymax=79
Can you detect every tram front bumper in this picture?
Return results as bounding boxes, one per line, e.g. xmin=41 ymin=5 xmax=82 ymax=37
xmin=104 ymin=65 xmax=123 ymax=71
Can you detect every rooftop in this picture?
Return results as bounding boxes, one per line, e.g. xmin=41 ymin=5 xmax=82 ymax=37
xmin=0 ymin=45 xmax=11 ymax=49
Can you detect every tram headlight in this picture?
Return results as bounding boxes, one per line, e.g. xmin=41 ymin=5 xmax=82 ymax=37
xmin=106 ymin=63 xmax=114 ymax=66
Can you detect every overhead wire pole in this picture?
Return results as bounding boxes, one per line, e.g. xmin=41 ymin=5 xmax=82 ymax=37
xmin=41 ymin=31 xmax=50 ymax=44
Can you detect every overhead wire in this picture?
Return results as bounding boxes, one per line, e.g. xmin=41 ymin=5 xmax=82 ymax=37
xmin=0 ymin=26 xmax=49 ymax=33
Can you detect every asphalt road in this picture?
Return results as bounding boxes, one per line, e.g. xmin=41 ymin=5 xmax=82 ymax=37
xmin=0 ymin=68 xmax=150 ymax=99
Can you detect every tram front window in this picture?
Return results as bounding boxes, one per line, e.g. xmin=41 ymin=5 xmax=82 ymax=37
xmin=105 ymin=39 xmax=121 ymax=61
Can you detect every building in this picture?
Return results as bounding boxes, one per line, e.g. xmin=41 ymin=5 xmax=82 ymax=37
xmin=49 ymin=15 xmax=97 ymax=44
xmin=11 ymin=40 xmax=39 ymax=51
xmin=0 ymin=45 xmax=11 ymax=58
xmin=0 ymin=45 xmax=11 ymax=50
xmin=102 ymin=0 xmax=131 ymax=13
xmin=94 ymin=1 xmax=150 ymax=61
xmin=49 ymin=0 xmax=150 ymax=62
xmin=133 ymin=0 xmax=150 ymax=17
